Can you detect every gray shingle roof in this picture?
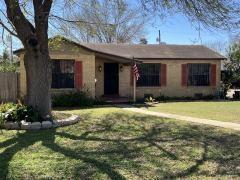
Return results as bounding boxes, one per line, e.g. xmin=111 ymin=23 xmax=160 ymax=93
xmin=81 ymin=43 xmax=226 ymax=60
xmin=14 ymin=36 xmax=226 ymax=60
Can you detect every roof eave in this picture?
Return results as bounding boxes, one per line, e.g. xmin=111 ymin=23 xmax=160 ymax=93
xmin=137 ymin=57 xmax=227 ymax=60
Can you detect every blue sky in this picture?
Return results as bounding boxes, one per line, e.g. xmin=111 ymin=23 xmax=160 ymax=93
xmin=0 ymin=10 xmax=231 ymax=55
xmin=146 ymin=14 xmax=230 ymax=46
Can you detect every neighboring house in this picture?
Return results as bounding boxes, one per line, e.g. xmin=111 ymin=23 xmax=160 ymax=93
xmin=14 ymin=37 xmax=226 ymax=100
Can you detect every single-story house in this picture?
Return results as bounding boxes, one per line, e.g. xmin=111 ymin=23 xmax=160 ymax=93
xmin=14 ymin=36 xmax=226 ymax=100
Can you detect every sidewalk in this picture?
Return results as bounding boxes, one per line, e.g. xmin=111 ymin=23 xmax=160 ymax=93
xmin=121 ymin=106 xmax=240 ymax=131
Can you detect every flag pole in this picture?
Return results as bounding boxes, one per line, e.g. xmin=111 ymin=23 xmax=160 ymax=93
xmin=133 ymin=57 xmax=136 ymax=103
xmin=133 ymin=74 xmax=136 ymax=103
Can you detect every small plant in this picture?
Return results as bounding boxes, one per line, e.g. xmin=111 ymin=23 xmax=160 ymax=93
xmin=145 ymin=96 xmax=156 ymax=103
xmin=0 ymin=103 xmax=43 ymax=123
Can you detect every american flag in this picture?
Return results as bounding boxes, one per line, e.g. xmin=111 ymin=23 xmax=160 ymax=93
xmin=133 ymin=63 xmax=140 ymax=81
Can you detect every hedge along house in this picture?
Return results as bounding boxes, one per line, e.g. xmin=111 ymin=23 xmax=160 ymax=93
xmin=15 ymin=37 xmax=226 ymax=101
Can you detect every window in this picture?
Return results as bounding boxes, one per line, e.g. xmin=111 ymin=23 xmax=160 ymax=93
xmin=137 ymin=63 xmax=161 ymax=87
xmin=52 ymin=60 xmax=75 ymax=88
xmin=188 ymin=64 xmax=210 ymax=86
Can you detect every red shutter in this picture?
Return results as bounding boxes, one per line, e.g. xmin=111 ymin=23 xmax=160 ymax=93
xmin=160 ymin=64 xmax=167 ymax=86
xmin=181 ymin=64 xmax=188 ymax=87
xmin=74 ymin=61 xmax=83 ymax=90
xmin=210 ymin=64 xmax=217 ymax=86
xmin=130 ymin=66 xmax=133 ymax=86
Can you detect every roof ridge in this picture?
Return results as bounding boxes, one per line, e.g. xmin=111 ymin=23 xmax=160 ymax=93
xmin=80 ymin=42 xmax=205 ymax=47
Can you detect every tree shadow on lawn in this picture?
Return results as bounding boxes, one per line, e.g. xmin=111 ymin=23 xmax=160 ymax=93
xmin=0 ymin=112 xmax=240 ymax=179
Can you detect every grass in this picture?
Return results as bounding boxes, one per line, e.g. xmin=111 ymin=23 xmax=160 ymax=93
xmin=136 ymin=101 xmax=240 ymax=123
xmin=52 ymin=112 xmax=72 ymax=120
xmin=0 ymin=107 xmax=240 ymax=179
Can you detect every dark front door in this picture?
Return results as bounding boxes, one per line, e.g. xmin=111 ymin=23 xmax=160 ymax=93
xmin=104 ymin=63 xmax=119 ymax=95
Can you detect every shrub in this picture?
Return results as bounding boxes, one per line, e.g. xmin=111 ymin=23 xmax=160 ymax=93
xmin=0 ymin=62 xmax=18 ymax=72
xmin=201 ymin=95 xmax=215 ymax=100
xmin=155 ymin=94 xmax=216 ymax=102
xmin=52 ymin=91 xmax=94 ymax=107
xmin=155 ymin=94 xmax=167 ymax=102
xmin=233 ymin=91 xmax=240 ymax=100
xmin=94 ymin=98 xmax=107 ymax=105
xmin=0 ymin=103 xmax=16 ymax=113
xmin=0 ymin=103 xmax=43 ymax=123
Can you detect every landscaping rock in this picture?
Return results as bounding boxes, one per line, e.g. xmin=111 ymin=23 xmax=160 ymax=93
xmin=21 ymin=121 xmax=31 ymax=130
xmin=52 ymin=120 xmax=60 ymax=127
xmin=61 ymin=119 xmax=71 ymax=126
xmin=30 ymin=122 xmax=41 ymax=130
xmin=4 ymin=122 xmax=19 ymax=130
xmin=3 ymin=115 xmax=80 ymax=130
xmin=42 ymin=121 xmax=53 ymax=129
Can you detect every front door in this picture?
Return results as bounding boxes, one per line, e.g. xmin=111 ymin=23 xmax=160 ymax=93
xmin=104 ymin=63 xmax=119 ymax=95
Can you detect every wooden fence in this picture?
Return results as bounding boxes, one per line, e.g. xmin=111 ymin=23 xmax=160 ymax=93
xmin=0 ymin=72 xmax=19 ymax=103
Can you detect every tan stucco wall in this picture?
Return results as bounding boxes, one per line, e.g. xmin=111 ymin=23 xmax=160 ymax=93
xmin=95 ymin=59 xmax=221 ymax=98
xmin=19 ymin=42 xmax=96 ymax=98
xmin=134 ymin=59 xmax=221 ymax=98
xmin=119 ymin=65 xmax=132 ymax=97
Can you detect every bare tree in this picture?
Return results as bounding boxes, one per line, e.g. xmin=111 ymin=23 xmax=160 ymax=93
xmin=0 ymin=0 xmax=239 ymax=117
xmin=139 ymin=0 xmax=240 ymax=30
xmin=204 ymin=40 xmax=228 ymax=55
xmin=58 ymin=0 xmax=147 ymax=43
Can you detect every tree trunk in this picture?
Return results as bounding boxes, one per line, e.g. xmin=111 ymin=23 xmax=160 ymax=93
xmin=24 ymin=48 xmax=52 ymax=118
xmin=4 ymin=0 xmax=53 ymax=118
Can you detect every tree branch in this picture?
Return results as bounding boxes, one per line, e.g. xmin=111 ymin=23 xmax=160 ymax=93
xmin=42 ymin=0 xmax=53 ymax=14
xmin=0 ymin=20 xmax=18 ymax=37
xmin=50 ymin=14 xmax=114 ymax=26
xmin=4 ymin=0 xmax=36 ymax=44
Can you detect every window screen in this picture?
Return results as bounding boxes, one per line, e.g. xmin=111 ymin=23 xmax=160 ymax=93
xmin=188 ymin=64 xmax=210 ymax=86
xmin=137 ymin=63 xmax=161 ymax=87
xmin=52 ymin=60 xmax=75 ymax=88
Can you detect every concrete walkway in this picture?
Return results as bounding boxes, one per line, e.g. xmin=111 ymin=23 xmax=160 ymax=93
xmin=121 ymin=106 xmax=240 ymax=131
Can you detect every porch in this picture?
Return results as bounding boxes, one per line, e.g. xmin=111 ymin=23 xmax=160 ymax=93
xmin=101 ymin=95 xmax=132 ymax=104
xmin=94 ymin=53 xmax=139 ymax=100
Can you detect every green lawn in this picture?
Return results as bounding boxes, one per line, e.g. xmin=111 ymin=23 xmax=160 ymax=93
xmin=0 ymin=107 xmax=240 ymax=179
xmin=137 ymin=101 xmax=240 ymax=123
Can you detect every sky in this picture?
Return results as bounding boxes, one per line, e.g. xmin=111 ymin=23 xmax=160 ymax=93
xmin=0 ymin=3 xmax=232 ymax=56
xmin=145 ymin=14 xmax=230 ymax=47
